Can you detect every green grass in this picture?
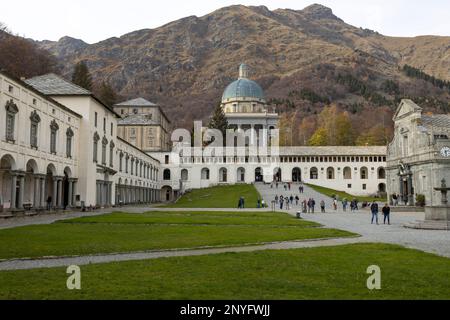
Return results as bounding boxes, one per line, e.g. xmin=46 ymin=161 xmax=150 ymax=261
xmin=64 ymin=211 xmax=321 ymax=227
xmin=0 ymin=211 xmax=354 ymax=260
xmin=306 ymin=183 xmax=387 ymax=203
xmin=166 ymin=184 xmax=261 ymax=208
xmin=1 ymin=243 xmax=449 ymax=300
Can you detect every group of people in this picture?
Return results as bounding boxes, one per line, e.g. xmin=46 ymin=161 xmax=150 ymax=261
xmin=370 ymin=202 xmax=391 ymax=225
xmin=331 ymin=198 xmax=360 ymax=212
xmin=274 ymin=194 xmax=317 ymax=213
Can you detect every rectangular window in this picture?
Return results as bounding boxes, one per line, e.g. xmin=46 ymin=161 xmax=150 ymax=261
xmin=347 ymin=184 xmax=352 ymax=189
xmin=109 ymin=146 xmax=114 ymax=167
xmin=66 ymin=136 xmax=72 ymax=158
xmin=50 ymin=131 xmax=57 ymax=154
xmin=103 ymin=118 xmax=106 ymax=132
xmin=6 ymin=114 xmax=15 ymax=142
xmin=94 ymin=112 xmax=98 ymax=127
xmin=110 ymin=123 xmax=113 ymax=136
xmin=101 ymin=144 xmax=107 ymax=165
xmin=93 ymin=141 xmax=98 ymax=162
xmin=362 ymin=184 xmax=367 ymax=190
xmin=165 ymin=155 xmax=169 ymax=164
xmin=30 ymin=123 xmax=38 ymax=148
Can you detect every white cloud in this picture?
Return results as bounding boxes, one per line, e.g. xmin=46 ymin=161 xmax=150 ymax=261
xmin=1 ymin=0 xmax=449 ymax=43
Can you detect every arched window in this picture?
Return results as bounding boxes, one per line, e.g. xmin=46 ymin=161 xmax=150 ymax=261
xmin=163 ymin=169 xmax=171 ymax=181
xmin=360 ymin=167 xmax=368 ymax=180
xmin=93 ymin=132 xmax=100 ymax=162
xmin=378 ymin=167 xmax=386 ymax=179
xmin=125 ymin=155 xmax=129 ymax=173
xmin=119 ymin=152 xmax=124 ymax=172
xmin=327 ymin=167 xmax=335 ymax=180
xmin=201 ymin=168 xmax=210 ymax=180
xmin=101 ymin=136 xmax=108 ymax=165
xmin=66 ymin=127 xmax=74 ymax=158
xmin=5 ymin=99 xmax=18 ymax=142
xmin=50 ymin=120 xmax=59 ymax=154
xmin=30 ymin=110 xmax=41 ymax=149
xmin=109 ymin=141 xmax=115 ymax=167
xmin=310 ymin=167 xmax=318 ymax=180
xmin=343 ymin=167 xmax=352 ymax=179
xmin=181 ymin=169 xmax=189 ymax=181
xmin=219 ymin=168 xmax=228 ymax=182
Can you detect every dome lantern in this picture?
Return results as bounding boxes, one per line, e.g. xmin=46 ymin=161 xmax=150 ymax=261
xmin=239 ymin=63 xmax=250 ymax=79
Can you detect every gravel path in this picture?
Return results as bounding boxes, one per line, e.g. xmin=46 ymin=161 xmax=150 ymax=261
xmin=0 ymin=237 xmax=363 ymax=271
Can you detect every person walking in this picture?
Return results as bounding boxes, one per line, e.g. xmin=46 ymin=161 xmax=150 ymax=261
xmin=285 ymin=196 xmax=290 ymax=210
xmin=333 ymin=198 xmax=338 ymax=211
xmin=290 ymin=195 xmax=294 ymax=205
xmin=302 ymin=200 xmax=307 ymax=214
xmin=342 ymin=199 xmax=348 ymax=212
xmin=382 ymin=203 xmax=391 ymax=225
xmin=46 ymin=196 xmax=52 ymax=211
xmin=280 ymin=197 xmax=284 ymax=210
xmin=295 ymin=195 xmax=299 ymax=206
xmin=275 ymin=195 xmax=279 ymax=205
xmin=371 ymin=202 xmax=379 ymax=225
xmin=320 ymin=200 xmax=326 ymax=213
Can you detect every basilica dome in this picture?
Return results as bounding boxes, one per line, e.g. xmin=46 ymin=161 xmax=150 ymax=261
xmin=221 ymin=64 xmax=266 ymax=103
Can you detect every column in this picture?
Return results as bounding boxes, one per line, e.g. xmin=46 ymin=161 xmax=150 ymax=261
xmin=72 ymin=180 xmax=77 ymax=207
xmin=40 ymin=177 xmax=46 ymax=208
xmin=68 ymin=180 xmax=73 ymax=207
xmin=407 ymin=175 xmax=414 ymax=206
xmin=52 ymin=177 xmax=58 ymax=209
xmin=10 ymin=173 xmax=17 ymax=210
xmin=33 ymin=176 xmax=40 ymax=208
xmin=18 ymin=174 xmax=25 ymax=209
xmin=57 ymin=178 xmax=63 ymax=208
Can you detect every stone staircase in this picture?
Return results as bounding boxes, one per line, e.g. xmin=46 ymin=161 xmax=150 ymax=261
xmin=404 ymin=220 xmax=450 ymax=230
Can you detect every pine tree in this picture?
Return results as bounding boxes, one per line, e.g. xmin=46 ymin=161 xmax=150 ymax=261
xmin=72 ymin=61 xmax=92 ymax=91
xmin=98 ymin=81 xmax=117 ymax=107
xmin=208 ymin=102 xmax=229 ymax=137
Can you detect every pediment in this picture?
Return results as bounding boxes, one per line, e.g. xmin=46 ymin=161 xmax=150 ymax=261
xmin=393 ymin=99 xmax=422 ymax=121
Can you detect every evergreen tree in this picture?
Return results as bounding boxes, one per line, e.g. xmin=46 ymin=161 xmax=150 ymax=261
xmin=208 ymin=102 xmax=229 ymax=137
xmin=98 ymin=81 xmax=117 ymax=107
xmin=72 ymin=61 xmax=92 ymax=91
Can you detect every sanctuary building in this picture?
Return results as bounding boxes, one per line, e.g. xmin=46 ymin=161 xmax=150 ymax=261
xmin=386 ymin=99 xmax=450 ymax=206
xmin=148 ymin=64 xmax=388 ymax=202
xmin=0 ymin=71 xmax=161 ymax=214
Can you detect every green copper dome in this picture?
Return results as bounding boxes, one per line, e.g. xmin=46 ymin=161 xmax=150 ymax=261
xmin=222 ymin=64 xmax=265 ymax=102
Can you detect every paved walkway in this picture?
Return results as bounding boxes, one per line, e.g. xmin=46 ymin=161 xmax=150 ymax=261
xmin=256 ymin=183 xmax=450 ymax=258
xmin=0 ymin=237 xmax=363 ymax=271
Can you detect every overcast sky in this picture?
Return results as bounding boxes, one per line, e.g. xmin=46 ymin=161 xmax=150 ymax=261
xmin=2 ymin=0 xmax=450 ymax=43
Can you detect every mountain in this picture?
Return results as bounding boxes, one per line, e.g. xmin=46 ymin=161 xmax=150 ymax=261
xmin=33 ymin=4 xmax=450 ymax=142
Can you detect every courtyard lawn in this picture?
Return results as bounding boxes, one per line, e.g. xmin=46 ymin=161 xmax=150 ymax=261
xmin=166 ymin=184 xmax=260 ymax=208
xmin=0 ymin=243 xmax=449 ymax=300
xmin=64 ymin=211 xmax=321 ymax=227
xmin=0 ymin=211 xmax=354 ymax=260
xmin=306 ymin=183 xmax=387 ymax=203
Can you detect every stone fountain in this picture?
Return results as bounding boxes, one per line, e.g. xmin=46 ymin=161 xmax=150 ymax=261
xmin=406 ymin=179 xmax=450 ymax=230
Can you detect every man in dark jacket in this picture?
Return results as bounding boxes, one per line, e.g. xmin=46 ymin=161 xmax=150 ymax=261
xmin=370 ymin=202 xmax=379 ymax=225
xmin=382 ymin=203 xmax=391 ymax=225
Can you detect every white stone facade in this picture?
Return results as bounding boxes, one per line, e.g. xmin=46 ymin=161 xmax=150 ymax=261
xmin=0 ymin=71 xmax=81 ymax=211
xmin=386 ymin=99 xmax=450 ymax=206
xmin=0 ymin=71 xmax=161 ymax=213
xmin=152 ymin=146 xmax=387 ymax=202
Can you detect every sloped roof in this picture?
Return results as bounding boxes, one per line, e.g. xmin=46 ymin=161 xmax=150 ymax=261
xmin=422 ymin=114 xmax=450 ymax=130
xmin=115 ymin=97 xmax=158 ymax=107
xmin=118 ymin=114 xmax=159 ymax=126
xmin=25 ymin=73 xmax=91 ymax=95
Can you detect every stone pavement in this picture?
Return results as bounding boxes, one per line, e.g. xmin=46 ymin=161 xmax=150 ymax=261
xmin=255 ymin=183 xmax=450 ymax=258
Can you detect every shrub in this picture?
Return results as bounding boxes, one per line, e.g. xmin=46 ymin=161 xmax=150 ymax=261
xmin=416 ymin=194 xmax=426 ymax=207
